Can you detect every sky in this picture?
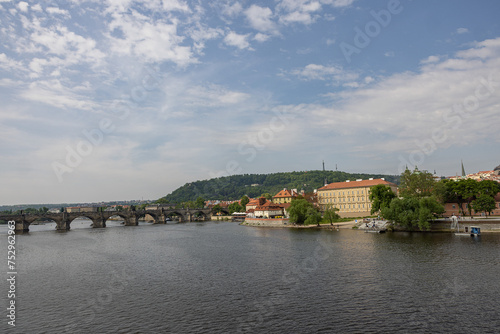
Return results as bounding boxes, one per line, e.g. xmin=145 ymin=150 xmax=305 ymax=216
xmin=1 ymin=0 xmax=500 ymax=205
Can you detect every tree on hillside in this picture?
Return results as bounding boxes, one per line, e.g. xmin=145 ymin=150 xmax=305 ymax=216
xmin=369 ymin=184 xmax=396 ymax=214
xmin=323 ymin=205 xmax=340 ymax=225
xmin=288 ymin=199 xmax=315 ymax=225
xmin=240 ymin=195 xmax=250 ymax=208
xmin=195 ymin=197 xmax=205 ymax=208
xmin=399 ymin=167 xmax=435 ymax=198
xmin=156 ymin=197 xmax=170 ymax=204
xmin=261 ymin=193 xmax=273 ymax=200
xmin=211 ymin=204 xmax=223 ymax=215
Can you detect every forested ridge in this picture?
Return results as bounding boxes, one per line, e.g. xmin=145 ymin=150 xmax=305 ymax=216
xmin=158 ymin=170 xmax=399 ymax=203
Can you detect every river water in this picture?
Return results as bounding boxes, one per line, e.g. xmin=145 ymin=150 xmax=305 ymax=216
xmin=1 ymin=220 xmax=499 ymax=333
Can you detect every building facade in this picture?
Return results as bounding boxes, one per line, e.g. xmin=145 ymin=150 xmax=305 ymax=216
xmin=246 ymin=197 xmax=284 ymax=218
xmin=317 ymin=178 xmax=398 ymax=218
xmin=272 ymin=188 xmax=298 ymax=204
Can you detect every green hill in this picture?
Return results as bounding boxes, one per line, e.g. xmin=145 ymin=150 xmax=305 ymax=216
xmin=158 ymin=170 xmax=399 ymax=203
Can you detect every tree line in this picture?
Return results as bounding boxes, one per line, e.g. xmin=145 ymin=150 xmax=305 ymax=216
xmin=370 ymin=167 xmax=500 ymax=231
xmin=158 ymin=170 xmax=399 ymax=203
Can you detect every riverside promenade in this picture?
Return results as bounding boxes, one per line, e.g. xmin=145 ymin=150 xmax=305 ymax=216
xmin=242 ymin=217 xmax=357 ymax=229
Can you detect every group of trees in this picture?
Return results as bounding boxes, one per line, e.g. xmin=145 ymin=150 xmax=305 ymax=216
xmin=371 ymin=167 xmax=500 ymax=231
xmin=288 ymin=199 xmax=340 ymax=226
xmin=433 ymin=178 xmax=500 ymax=216
xmin=168 ymin=197 xmax=207 ymax=210
xmin=371 ymin=168 xmax=445 ymax=231
xmin=1 ymin=207 xmax=54 ymax=215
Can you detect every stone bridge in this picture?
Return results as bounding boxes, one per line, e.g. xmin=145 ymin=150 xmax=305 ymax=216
xmin=0 ymin=208 xmax=212 ymax=232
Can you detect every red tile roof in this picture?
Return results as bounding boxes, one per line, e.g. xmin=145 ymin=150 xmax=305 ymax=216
xmin=273 ymin=189 xmax=296 ymax=198
xmin=318 ymin=179 xmax=397 ymax=191
xmin=278 ymin=203 xmax=291 ymax=210
xmin=255 ymin=201 xmax=283 ymax=211
xmin=246 ymin=199 xmax=260 ymax=206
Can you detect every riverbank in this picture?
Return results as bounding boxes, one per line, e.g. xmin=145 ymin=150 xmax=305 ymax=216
xmin=242 ymin=217 xmax=357 ymax=229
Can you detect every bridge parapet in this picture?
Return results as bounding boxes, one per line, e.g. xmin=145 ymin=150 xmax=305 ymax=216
xmin=1 ymin=208 xmax=212 ymax=232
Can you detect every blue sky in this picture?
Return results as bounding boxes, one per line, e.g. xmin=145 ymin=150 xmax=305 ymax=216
xmin=1 ymin=0 xmax=499 ymax=205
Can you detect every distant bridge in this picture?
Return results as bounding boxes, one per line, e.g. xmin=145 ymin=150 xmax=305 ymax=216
xmin=0 ymin=208 xmax=212 ymax=232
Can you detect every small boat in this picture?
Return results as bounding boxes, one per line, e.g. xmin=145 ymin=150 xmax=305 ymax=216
xmin=470 ymin=226 xmax=481 ymax=236
xmin=454 ymin=221 xmax=481 ymax=237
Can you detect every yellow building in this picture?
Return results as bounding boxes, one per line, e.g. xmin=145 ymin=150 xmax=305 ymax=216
xmin=272 ymin=188 xmax=298 ymax=204
xmin=317 ymin=178 xmax=398 ymax=218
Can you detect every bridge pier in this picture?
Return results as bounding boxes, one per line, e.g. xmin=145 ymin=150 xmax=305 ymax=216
xmin=125 ymin=216 xmax=138 ymax=226
xmin=15 ymin=216 xmax=30 ymax=232
xmin=92 ymin=217 xmax=106 ymax=228
xmin=56 ymin=214 xmax=71 ymax=231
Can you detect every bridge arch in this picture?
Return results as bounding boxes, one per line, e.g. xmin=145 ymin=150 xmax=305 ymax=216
xmin=136 ymin=212 xmax=158 ymax=224
xmin=22 ymin=216 xmax=59 ymax=230
xmin=69 ymin=215 xmax=99 ymax=228
xmin=104 ymin=214 xmax=128 ymax=227
xmin=191 ymin=210 xmax=209 ymax=221
xmin=165 ymin=211 xmax=186 ymax=222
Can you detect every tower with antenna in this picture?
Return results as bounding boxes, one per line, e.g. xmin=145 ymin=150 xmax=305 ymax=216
xmin=322 ymin=160 xmax=325 ymax=171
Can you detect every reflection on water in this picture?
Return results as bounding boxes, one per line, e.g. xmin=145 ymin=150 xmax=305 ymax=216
xmin=1 ymin=222 xmax=499 ymax=333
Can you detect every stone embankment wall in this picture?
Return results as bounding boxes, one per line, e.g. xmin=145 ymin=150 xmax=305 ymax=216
xmin=211 ymin=215 xmax=233 ymax=221
xmin=430 ymin=219 xmax=500 ymax=233
xmin=389 ymin=219 xmax=500 ymax=232
xmin=243 ymin=218 xmax=290 ymax=227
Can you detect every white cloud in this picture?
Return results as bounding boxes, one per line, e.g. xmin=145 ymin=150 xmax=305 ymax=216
xmin=17 ymin=1 xmax=28 ymax=12
xmin=224 ymin=31 xmax=252 ymax=50
xmin=0 ymin=53 xmax=24 ymax=71
xmin=46 ymin=7 xmax=71 ymax=17
xmin=307 ymin=39 xmax=500 ymax=155
xmin=281 ymin=11 xmax=315 ymax=25
xmin=221 ymin=2 xmax=243 ymax=17
xmin=244 ymin=5 xmax=277 ymax=33
xmin=19 ymin=80 xmax=98 ymax=111
xmin=456 ymin=27 xmax=469 ymax=34
xmin=106 ymin=10 xmax=195 ymax=65
xmin=321 ymin=0 xmax=356 ymax=7
xmin=455 ymin=38 xmax=500 ymax=59
xmin=24 ymin=24 xmax=106 ymax=76
xmin=277 ymin=0 xmax=322 ymax=25
xmin=161 ymin=0 xmax=191 ymax=12
xmin=420 ymin=55 xmax=441 ymax=64
xmin=254 ymin=33 xmax=270 ymax=42
xmin=326 ymin=38 xmax=335 ymax=46
xmin=32 ymin=4 xmax=42 ymax=12
xmin=188 ymin=23 xmax=223 ymax=54
xmin=290 ymin=63 xmax=359 ymax=83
